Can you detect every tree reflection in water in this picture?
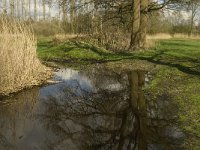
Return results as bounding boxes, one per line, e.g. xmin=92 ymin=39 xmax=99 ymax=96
xmin=0 ymin=88 xmax=40 ymax=150
xmin=41 ymin=70 xmax=182 ymax=150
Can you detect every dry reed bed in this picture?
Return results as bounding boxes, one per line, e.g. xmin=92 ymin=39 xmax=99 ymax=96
xmin=0 ymin=16 xmax=51 ymax=95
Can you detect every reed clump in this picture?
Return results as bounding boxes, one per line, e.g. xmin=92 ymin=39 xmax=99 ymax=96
xmin=0 ymin=16 xmax=51 ymax=95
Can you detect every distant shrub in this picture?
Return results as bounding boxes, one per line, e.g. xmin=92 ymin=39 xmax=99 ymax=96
xmin=32 ymin=20 xmax=64 ymax=36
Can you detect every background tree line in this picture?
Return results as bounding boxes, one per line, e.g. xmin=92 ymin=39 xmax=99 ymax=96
xmin=0 ymin=0 xmax=200 ymax=50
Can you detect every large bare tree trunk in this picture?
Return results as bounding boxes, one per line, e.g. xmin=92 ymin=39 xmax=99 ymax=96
xmin=139 ymin=0 xmax=149 ymax=48
xmin=129 ymin=0 xmax=149 ymax=50
xmin=129 ymin=0 xmax=141 ymax=50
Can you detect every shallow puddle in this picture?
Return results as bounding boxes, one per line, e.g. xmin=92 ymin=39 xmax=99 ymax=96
xmin=0 ymin=67 xmax=190 ymax=150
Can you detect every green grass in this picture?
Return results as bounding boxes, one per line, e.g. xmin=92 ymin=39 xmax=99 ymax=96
xmin=37 ymin=37 xmax=200 ymax=148
xmin=37 ymin=38 xmax=127 ymax=62
xmin=145 ymin=66 xmax=200 ymax=148
xmin=37 ymin=38 xmax=200 ymax=74
xmin=134 ymin=39 xmax=200 ymax=75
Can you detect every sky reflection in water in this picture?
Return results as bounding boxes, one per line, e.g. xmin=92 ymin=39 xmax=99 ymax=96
xmin=0 ymin=67 xmax=187 ymax=150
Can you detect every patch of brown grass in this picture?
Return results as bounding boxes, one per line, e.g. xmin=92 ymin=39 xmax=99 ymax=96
xmin=0 ymin=16 xmax=51 ymax=95
xmin=173 ymin=33 xmax=200 ymax=39
xmin=147 ymin=33 xmax=200 ymax=40
xmin=147 ymin=33 xmax=172 ymax=40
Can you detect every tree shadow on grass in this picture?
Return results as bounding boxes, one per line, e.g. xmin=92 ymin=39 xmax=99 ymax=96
xmin=129 ymin=50 xmax=200 ymax=76
xmin=72 ymin=41 xmax=115 ymax=57
xmin=56 ymin=41 xmax=200 ymax=76
xmin=141 ymin=57 xmax=200 ymax=76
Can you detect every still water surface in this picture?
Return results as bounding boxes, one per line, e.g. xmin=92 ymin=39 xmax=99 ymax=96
xmin=0 ymin=67 xmax=187 ymax=150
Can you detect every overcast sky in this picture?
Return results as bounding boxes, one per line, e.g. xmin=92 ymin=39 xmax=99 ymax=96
xmin=0 ymin=0 xmax=59 ymax=19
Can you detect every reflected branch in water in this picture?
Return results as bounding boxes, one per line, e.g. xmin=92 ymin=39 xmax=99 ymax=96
xmin=39 ymin=70 xmax=183 ymax=150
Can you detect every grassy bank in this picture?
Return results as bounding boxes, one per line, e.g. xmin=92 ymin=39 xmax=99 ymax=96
xmin=37 ymin=38 xmax=200 ymax=148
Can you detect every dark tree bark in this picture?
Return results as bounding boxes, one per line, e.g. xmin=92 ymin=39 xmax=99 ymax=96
xmin=139 ymin=0 xmax=149 ymax=48
xmin=129 ymin=0 xmax=149 ymax=50
xmin=128 ymin=71 xmax=148 ymax=149
xmin=129 ymin=0 xmax=141 ymax=50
